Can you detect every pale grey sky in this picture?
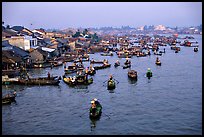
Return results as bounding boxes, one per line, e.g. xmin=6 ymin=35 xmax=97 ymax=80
xmin=2 ymin=2 xmax=202 ymax=29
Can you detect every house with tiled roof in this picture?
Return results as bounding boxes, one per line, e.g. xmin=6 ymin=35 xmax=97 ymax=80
xmin=2 ymin=40 xmax=31 ymax=76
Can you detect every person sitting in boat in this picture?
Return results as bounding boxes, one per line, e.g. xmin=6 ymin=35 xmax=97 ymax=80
xmin=125 ymin=58 xmax=131 ymax=64
xmin=147 ymin=68 xmax=152 ymax=73
xmin=116 ymin=60 xmax=120 ymax=65
xmin=103 ymin=59 xmax=108 ymax=65
xmin=90 ymin=100 xmax=97 ymax=114
xmin=71 ymin=76 xmax=76 ymax=83
xmin=93 ymin=98 xmax=102 ymax=108
xmin=156 ymin=57 xmax=160 ymax=62
xmin=90 ymin=65 xmax=95 ymax=71
xmin=85 ymin=67 xmax=89 ymax=74
xmin=109 ymin=74 xmax=113 ymax=81
xmin=72 ymin=62 xmax=76 ymax=66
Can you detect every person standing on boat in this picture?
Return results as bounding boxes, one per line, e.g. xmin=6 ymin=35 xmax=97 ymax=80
xmin=47 ymin=72 xmax=50 ymax=79
xmin=64 ymin=62 xmax=66 ymax=69
xmin=147 ymin=68 xmax=152 ymax=74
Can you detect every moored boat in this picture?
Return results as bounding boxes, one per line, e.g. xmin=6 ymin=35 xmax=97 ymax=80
xmin=16 ymin=76 xmax=61 ymax=85
xmin=94 ymin=64 xmax=111 ymax=70
xmin=2 ymin=92 xmax=17 ymax=105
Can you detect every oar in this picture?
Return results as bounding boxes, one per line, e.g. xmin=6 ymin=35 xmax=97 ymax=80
xmin=103 ymin=79 xmax=108 ymax=83
xmin=79 ymin=109 xmax=89 ymax=117
xmin=103 ymin=112 xmax=111 ymax=119
xmin=113 ymin=78 xmax=119 ymax=84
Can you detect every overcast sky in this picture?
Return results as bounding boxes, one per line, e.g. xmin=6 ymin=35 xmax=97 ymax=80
xmin=2 ymin=2 xmax=202 ymax=30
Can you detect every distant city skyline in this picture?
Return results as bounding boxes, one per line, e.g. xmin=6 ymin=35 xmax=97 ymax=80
xmin=2 ymin=2 xmax=202 ymax=30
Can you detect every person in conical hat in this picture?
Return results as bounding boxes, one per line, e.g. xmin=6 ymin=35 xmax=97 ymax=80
xmin=93 ymin=98 xmax=101 ymax=108
xmin=147 ymin=68 xmax=151 ymax=72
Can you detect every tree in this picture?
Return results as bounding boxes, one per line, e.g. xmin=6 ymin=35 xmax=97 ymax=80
xmin=6 ymin=25 xmax=10 ymax=29
xmin=82 ymin=29 xmax=88 ymax=36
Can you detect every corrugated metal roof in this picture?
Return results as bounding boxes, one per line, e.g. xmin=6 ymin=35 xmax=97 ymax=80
xmin=42 ymin=47 xmax=55 ymax=52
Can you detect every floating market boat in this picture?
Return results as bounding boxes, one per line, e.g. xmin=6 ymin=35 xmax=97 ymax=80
xmin=89 ymin=103 xmax=102 ymax=119
xmin=146 ymin=71 xmax=153 ymax=78
xmin=86 ymin=69 xmax=96 ymax=76
xmin=16 ymin=76 xmax=61 ymax=85
xmin=2 ymin=92 xmax=17 ymax=105
xmin=100 ymin=52 xmax=113 ymax=56
xmin=155 ymin=61 xmax=161 ymax=65
xmin=94 ymin=64 xmax=111 ymax=70
xmin=123 ymin=64 xmax=131 ymax=69
xmin=107 ymin=80 xmax=116 ymax=90
xmin=128 ymin=70 xmax=137 ymax=80
xmin=114 ymin=62 xmax=120 ymax=67
xmin=90 ymin=60 xmax=104 ymax=64
xmin=63 ymin=75 xmax=93 ymax=86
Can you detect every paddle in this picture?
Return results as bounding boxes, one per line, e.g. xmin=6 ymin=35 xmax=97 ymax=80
xmin=103 ymin=112 xmax=111 ymax=119
xmin=103 ymin=79 xmax=108 ymax=83
xmin=113 ymin=78 xmax=119 ymax=84
xmin=79 ymin=109 xmax=89 ymax=117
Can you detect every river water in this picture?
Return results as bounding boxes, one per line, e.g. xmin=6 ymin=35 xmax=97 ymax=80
xmin=2 ymin=34 xmax=202 ymax=135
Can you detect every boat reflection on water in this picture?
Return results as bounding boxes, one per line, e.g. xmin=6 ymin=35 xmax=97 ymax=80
xmin=90 ymin=115 xmax=101 ymax=130
xmin=128 ymin=78 xmax=137 ymax=84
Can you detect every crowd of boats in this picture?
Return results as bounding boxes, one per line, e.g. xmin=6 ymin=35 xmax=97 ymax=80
xmin=2 ymin=34 xmax=199 ymax=121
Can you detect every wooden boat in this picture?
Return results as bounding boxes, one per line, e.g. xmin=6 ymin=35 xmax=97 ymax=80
xmin=2 ymin=75 xmax=19 ymax=85
xmin=52 ymin=61 xmax=63 ymax=67
xmin=86 ymin=70 xmax=96 ymax=76
xmin=136 ymin=53 xmax=147 ymax=57
xmin=155 ymin=61 xmax=161 ymax=65
xmin=146 ymin=71 xmax=152 ymax=78
xmin=171 ymin=46 xmax=180 ymax=51
xmin=16 ymin=77 xmax=60 ymax=85
xmin=154 ymin=52 xmax=162 ymax=56
xmin=90 ymin=60 xmax=104 ymax=64
xmin=114 ymin=62 xmax=120 ymax=67
xmin=2 ymin=92 xmax=16 ymax=105
xmin=123 ymin=64 xmax=131 ymax=69
xmin=32 ymin=63 xmax=51 ymax=68
xmin=118 ymin=54 xmax=132 ymax=58
xmin=128 ymin=70 xmax=137 ymax=80
xmin=63 ymin=75 xmax=93 ymax=86
xmin=107 ymin=80 xmax=116 ymax=90
xmin=194 ymin=47 xmax=198 ymax=52
xmin=74 ymin=58 xmax=89 ymax=63
xmin=89 ymin=104 xmax=102 ymax=119
xmin=94 ymin=64 xmax=111 ymax=70
xmin=100 ymin=52 xmax=113 ymax=56
xmin=64 ymin=65 xmax=77 ymax=74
